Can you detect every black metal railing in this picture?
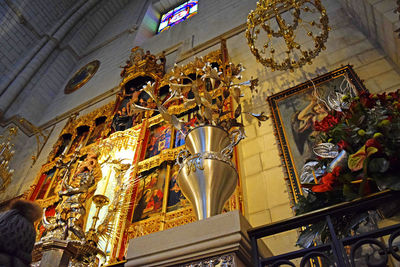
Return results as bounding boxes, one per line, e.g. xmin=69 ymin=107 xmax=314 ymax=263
xmin=248 ymin=190 xmax=400 ymax=267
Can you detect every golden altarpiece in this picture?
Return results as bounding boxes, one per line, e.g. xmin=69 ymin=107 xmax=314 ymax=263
xmin=25 ymin=47 xmax=244 ymax=265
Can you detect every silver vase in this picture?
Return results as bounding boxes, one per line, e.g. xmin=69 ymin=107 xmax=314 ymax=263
xmin=176 ymin=125 xmax=244 ymax=220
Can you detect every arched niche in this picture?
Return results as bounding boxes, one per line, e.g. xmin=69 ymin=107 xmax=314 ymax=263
xmin=67 ymin=125 xmax=90 ymax=154
xmin=50 ymin=133 xmax=73 ymax=160
xmin=112 ymin=75 xmax=156 ymax=132
xmin=87 ymin=116 xmax=107 ymax=145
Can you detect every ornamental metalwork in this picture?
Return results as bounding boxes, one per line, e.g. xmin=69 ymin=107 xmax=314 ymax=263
xmin=0 ymin=126 xmax=17 ymax=192
xmin=246 ymin=0 xmax=330 ymax=71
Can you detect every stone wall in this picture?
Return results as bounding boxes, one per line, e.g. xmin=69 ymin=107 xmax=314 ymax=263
xmin=339 ymin=0 xmax=400 ymax=66
xmin=1 ymin=0 xmax=400 ymax=257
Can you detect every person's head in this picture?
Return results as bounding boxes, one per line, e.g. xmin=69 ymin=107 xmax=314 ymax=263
xmin=9 ymin=200 xmax=42 ymax=223
xmin=146 ymin=50 xmax=150 ymax=55
xmin=122 ymin=107 xmax=127 ymax=113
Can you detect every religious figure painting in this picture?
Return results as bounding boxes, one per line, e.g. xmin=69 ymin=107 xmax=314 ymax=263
xmin=45 ymin=168 xmax=66 ymax=199
xmin=268 ymin=65 xmax=366 ymax=200
xmin=174 ymin=116 xmax=197 ymax=148
xmin=64 ymin=60 xmax=100 ymax=94
xmin=146 ymin=124 xmax=172 ymax=158
xmin=167 ymin=163 xmax=187 ymax=212
xmin=132 ymin=164 xmax=167 ymax=223
xmin=36 ymin=168 xmax=56 ymax=200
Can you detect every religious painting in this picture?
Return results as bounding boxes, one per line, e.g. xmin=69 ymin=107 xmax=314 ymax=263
xmin=167 ymin=163 xmax=187 ymax=212
xmin=146 ymin=124 xmax=172 ymax=158
xmin=87 ymin=116 xmax=107 ymax=145
xmin=36 ymin=168 xmax=56 ymax=200
xmin=174 ymin=116 xmax=197 ymax=148
xmin=112 ymin=105 xmax=132 ymax=132
xmin=45 ymin=168 xmax=66 ymax=199
xmin=64 ymin=60 xmax=100 ymax=94
xmin=268 ymin=65 xmax=366 ymax=200
xmin=131 ymin=164 xmax=167 ymax=222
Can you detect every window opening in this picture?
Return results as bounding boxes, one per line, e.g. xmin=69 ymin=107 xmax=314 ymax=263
xmin=157 ymin=0 xmax=198 ymax=33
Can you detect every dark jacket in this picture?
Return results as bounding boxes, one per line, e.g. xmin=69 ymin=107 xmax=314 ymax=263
xmin=0 ymin=208 xmax=37 ymax=267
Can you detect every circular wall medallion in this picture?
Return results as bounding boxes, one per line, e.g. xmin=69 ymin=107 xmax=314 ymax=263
xmin=64 ymin=60 xmax=100 ymax=94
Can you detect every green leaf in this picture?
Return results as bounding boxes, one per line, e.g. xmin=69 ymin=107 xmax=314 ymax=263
xmin=368 ymin=158 xmax=390 ymax=173
xmin=343 ymin=184 xmax=358 ymax=201
xmin=375 ymin=175 xmax=400 ymax=190
xmin=366 ymin=146 xmax=378 ymax=157
xmin=348 ymin=146 xmax=366 ymax=171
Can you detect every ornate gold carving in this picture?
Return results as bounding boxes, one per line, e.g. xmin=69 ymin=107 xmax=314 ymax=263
xmin=137 ymin=146 xmax=185 ymax=173
xmin=120 ymin=47 xmax=165 ymax=89
xmin=47 ymin=102 xmax=116 ymax=162
xmin=36 ymin=195 xmax=59 ymax=208
xmin=127 ymin=207 xmax=196 ymax=239
xmin=128 ymin=216 xmax=162 ymax=239
xmin=164 ymin=207 xmax=196 ymax=230
xmin=60 ymin=102 xmax=115 ymax=137
xmin=160 ymin=50 xmax=223 ymax=87
xmin=147 ymin=114 xmax=165 ymax=127
xmin=0 ymin=127 xmax=17 ymax=192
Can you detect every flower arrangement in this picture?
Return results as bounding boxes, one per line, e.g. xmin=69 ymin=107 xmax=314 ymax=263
xmin=295 ymin=88 xmax=400 ymax=247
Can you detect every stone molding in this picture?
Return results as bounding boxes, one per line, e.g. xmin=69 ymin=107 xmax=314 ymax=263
xmin=125 ymin=210 xmax=272 ymax=267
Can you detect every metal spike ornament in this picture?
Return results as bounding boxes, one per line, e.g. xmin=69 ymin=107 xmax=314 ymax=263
xmin=246 ymin=0 xmax=330 ymax=71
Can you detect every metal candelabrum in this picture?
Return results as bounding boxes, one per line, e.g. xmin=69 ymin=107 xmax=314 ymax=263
xmin=176 ymin=125 xmax=244 ymax=220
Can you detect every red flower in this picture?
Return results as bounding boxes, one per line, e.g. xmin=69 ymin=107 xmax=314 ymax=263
xmin=311 ymin=166 xmax=342 ymax=193
xmin=337 ymin=140 xmax=349 ymax=150
xmin=312 ymin=183 xmax=333 ymax=192
xmin=377 ymin=92 xmax=388 ymax=105
xmin=331 ymin=166 xmax=341 ymax=176
xmin=314 ymin=114 xmax=341 ymax=132
xmin=312 ymin=172 xmax=337 ymax=192
xmin=359 ymin=91 xmax=375 ymax=108
xmin=365 ymin=138 xmax=382 ymax=151
xmin=388 ymin=91 xmax=399 ymax=100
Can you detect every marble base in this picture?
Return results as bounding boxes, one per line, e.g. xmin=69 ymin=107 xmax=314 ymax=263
xmin=125 ymin=210 xmax=272 ymax=266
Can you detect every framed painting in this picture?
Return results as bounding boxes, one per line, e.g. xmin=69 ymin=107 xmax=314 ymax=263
xmin=268 ymin=65 xmax=366 ymax=202
xmin=131 ymin=163 xmax=168 ymax=223
xmin=64 ymin=60 xmax=100 ymax=94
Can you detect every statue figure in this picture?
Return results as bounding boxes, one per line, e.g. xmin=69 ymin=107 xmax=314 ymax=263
xmin=43 ymin=152 xmax=102 ymax=241
xmin=158 ymin=51 xmax=166 ymax=75
xmin=120 ymin=60 xmax=132 ymax=77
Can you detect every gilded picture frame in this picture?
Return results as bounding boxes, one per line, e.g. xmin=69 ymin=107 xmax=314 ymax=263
xmin=64 ymin=60 xmax=100 ymax=94
xmin=267 ymin=65 xmax=366 ymax=202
